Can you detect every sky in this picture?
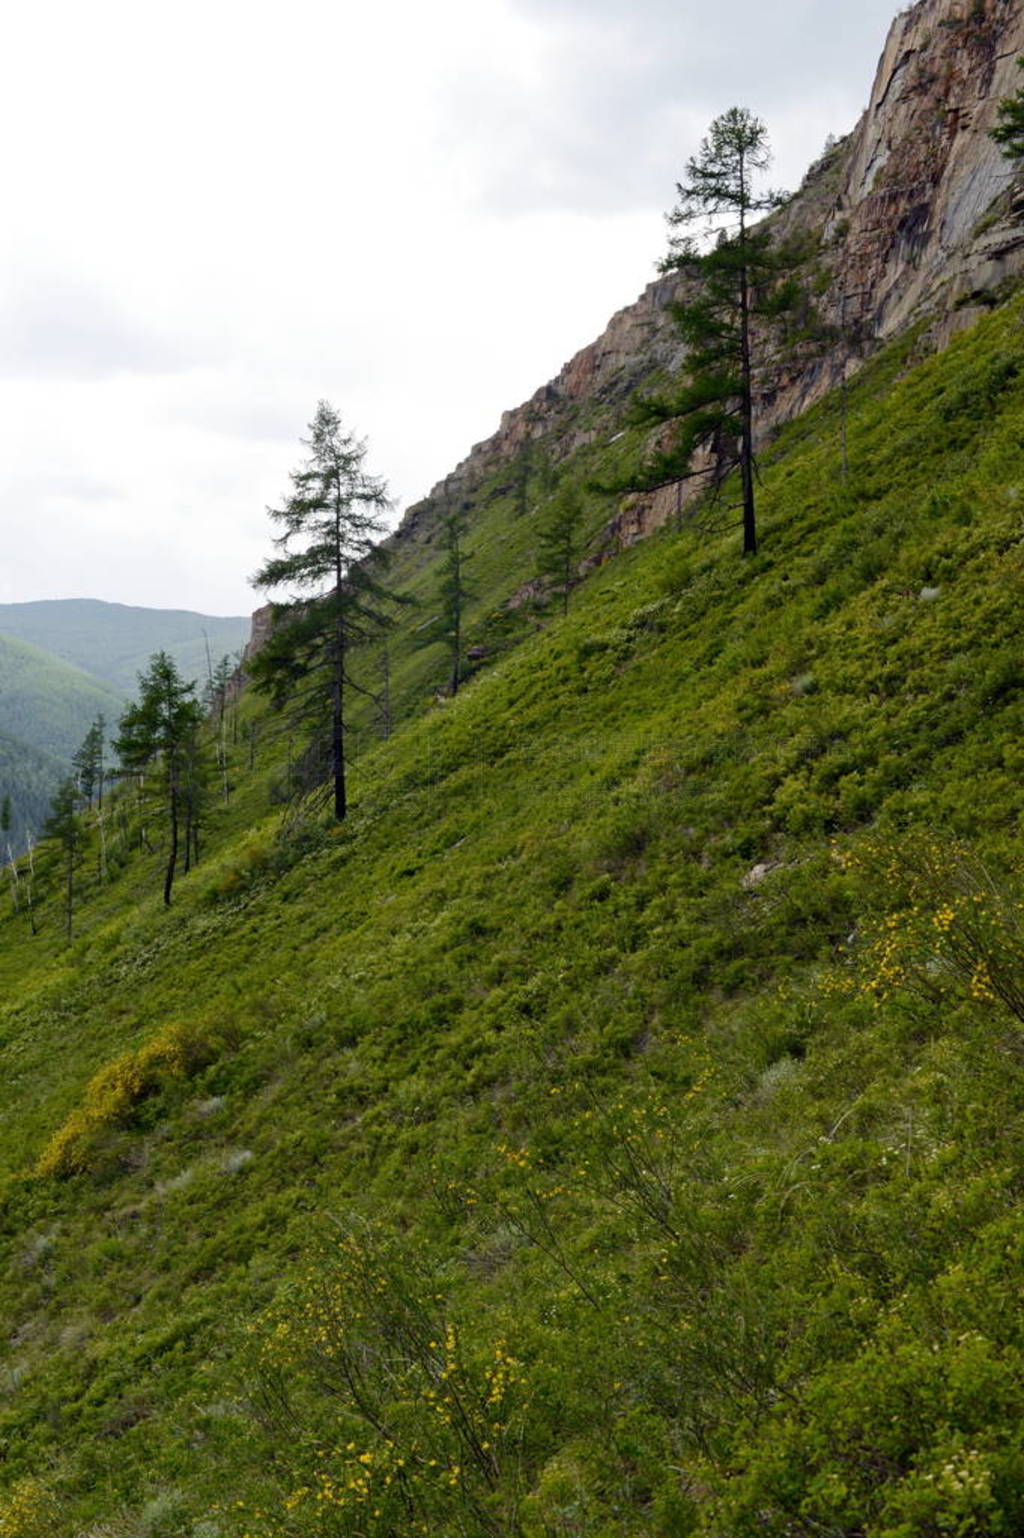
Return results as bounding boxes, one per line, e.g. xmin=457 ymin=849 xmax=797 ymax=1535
xmin=1 ymin=0 xmax=906 ymax=617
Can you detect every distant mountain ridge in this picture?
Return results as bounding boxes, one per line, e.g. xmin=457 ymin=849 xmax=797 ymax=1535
xmin=0 ymin=598 xmax=250 ymax=697
xmin=0 ymin=599 xmax=250 ymax=854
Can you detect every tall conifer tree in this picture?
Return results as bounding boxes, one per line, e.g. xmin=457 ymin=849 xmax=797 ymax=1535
xmin=252 ymin=402 xmax=399 ymax=821
xmin=438 ymin=509 xmax=473 ymax=697
xmin=636 ymin=108 xmax=792 ymax=554
xmin=115 ymin=653 xmax=204 ymax=906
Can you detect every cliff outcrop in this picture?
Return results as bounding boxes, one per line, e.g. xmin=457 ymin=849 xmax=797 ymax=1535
xmin=396 ymin=0 xmax=1024 ymax=552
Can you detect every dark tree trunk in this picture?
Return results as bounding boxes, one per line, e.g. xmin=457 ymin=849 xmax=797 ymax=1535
xmin=738 ymin=190 xmax=758 ymax=557
xmin=332 ymin=535 xmax=347 ymax=821
xmin=164 ymin=784 xmax=179 ymax=907
xmin=449 ymin=607 xmax=461 ymax=698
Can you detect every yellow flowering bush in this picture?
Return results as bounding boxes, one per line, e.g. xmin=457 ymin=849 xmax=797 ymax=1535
xmin=36 ymin=1017 xmax=228 ymax=1177
xmin=238 ymin=1222 xmax=529 ymax=1537
xmin=833 ymin=836 xmax=1024 ymax=1026
xmin=0 ymin=1479 xmax=59 ymax=1538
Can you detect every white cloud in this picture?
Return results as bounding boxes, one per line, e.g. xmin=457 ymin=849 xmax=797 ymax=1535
xmin=0 ymin=0 xmax=906 ymax=614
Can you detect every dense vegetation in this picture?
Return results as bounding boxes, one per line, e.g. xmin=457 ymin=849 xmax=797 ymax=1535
xmin=0 ymin=600 xmax=249 ymax=698
xmin=0 ymin=732 xmax=62 ymax=859
xmin=2 ymin=293 xmax=1024 ymax=1536
xmin=0 ymin=604 xmax=249 ymax=856
xmin=0 ymin=634 xmax=121 ymax=764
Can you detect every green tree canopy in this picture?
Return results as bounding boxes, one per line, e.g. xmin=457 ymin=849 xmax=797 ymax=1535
xmin=72 ymin=716 xmax=106 ymax=809
xmin=537 ymin=484 xmax=586 ymax=615
xmin=114 ymin=652 xmax=204 ymax=906
xmin=991 ymin=56 xmax=1024 ymax=160
xmin=635 ymin=107 xmax=793 ymax=555
xmin=42 ymin=777 xmax=84 ymax=940
xmin=438 ymin=509 xmax=473 ymax=697
xmin=252 ymin=401 xmax=401 ymax=821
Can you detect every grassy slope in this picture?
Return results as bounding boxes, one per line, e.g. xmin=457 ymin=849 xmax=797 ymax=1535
xmin=1 ymin=301 xmax=1024 ymax=1536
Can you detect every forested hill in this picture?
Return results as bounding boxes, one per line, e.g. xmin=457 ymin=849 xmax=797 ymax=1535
xmin=0 ymin=732 xmax=62 ymax=858
xmin=0 ymin=599 xmax=249 ymax=697
xmin=0 ymin=637 xmax=121 ymax=858
xmin=0 ymin=634 xmax=122 ymax=763
xmin=0 ymin=602 xmax=249 ymax=855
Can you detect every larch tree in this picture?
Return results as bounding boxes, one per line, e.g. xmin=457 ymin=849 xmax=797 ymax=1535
xmin=635 ymin=107 xmax=792 ymax=555
xmin=438 ymin=509 xmax=473 ymax=697
xmin=43 ymin=777 xmax=84 ymax=941
xmin=72 ymin=715 xmax=109 ymax=880
xmin=537 ymin=484 xmax=586 ymax=615
xmin=114 ymin=652 xmax=205 ymax=906
xmin=72 ymin=716 xmax=106 ymax=809
xmin=251 ymin=401 xmax=399 ymax=822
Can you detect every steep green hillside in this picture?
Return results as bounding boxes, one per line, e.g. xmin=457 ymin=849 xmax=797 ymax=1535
xmin=2 ymin=298 xmax=1024 ymax=1537
xmin=0 ymin=633 xmax=122 ymax=763
xmin=0 ymin=599 xmax=249 ymax=697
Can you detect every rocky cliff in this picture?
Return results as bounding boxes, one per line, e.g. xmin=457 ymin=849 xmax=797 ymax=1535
xmin=397 ymin=0 xmax=1024 ymax=550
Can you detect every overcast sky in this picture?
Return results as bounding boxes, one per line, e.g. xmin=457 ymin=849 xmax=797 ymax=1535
xmin=1 ymin=0 xmax=905 ymax=617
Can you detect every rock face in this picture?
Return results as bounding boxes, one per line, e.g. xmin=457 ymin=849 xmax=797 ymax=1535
xmin=239 ymin=0 xmax=1024 ymax=654
xmin=817 ymin=0 xmax=1024 ymax=348
xmin=395 ymin=0 xmax=1024 ymax=556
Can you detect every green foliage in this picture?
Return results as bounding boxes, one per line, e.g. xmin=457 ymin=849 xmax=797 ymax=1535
xmin=115 ymin=652 xmax=207 ymax=906
xmin=0 ymin=598 xmax=249 ymax=698
xmin=990 ymin=55 xmax=1024 ymax=160
xmin=72 ymin=716 xmax=106 ymax=808
xmin=537 ymin=484 xmax=586 ymax=614
xmin=637 ymin=106 xmax=793 ymax=553
xmin=42 ymin=778 xmax=85 ymax=940
xmin=0 ymin=733 xmax=60 ymax=857
xmin=251 ymin=401 xmax=401 ymax=819
xmin=437 ymin=508 xmax=474 ymax=694
xmin=3 ymin=290 xmax=1024 ymax=1537
xmin=0 ymin=632 xmax=121 ymax=762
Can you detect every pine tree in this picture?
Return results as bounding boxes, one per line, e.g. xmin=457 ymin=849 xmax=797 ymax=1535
xmin=438 ymin=509 xmax=473 ymax=697
xmin=537 ymin=485 xmax=586 ymax=615
xmin=72 ymin=716 xmax=106 ymax=809
xmin=252 ymin=401 xmax=401 ymax=821
xmin=635 ymin=107 xmax=792 ymax=555
xmin=114 ymin=652 xmax=205 ymax=906
xmin=43 ymin=778 xmax=84 ymax=941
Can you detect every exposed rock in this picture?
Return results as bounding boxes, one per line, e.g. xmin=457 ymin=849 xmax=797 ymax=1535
xmin=393 ymin=0 xmax=1024 ymax=562
xmin=742 ymin=861 xmax=782 ymax=891
xmin=506 ymin=577 xmax=546 ymax=610
xmin=241 ymin=604 xmax=275 ymax=664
